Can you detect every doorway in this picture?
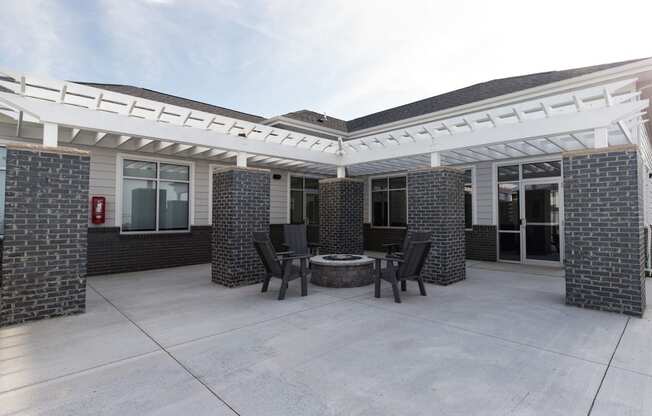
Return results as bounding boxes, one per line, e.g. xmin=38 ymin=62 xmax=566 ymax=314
xmin=497 ymin=161 xmax=562 ymax=266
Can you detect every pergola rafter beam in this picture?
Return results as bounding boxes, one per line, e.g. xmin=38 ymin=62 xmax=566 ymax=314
xmin=0 ymin=92 xmax=340 ymax=165
xmin=344 ymin=99 xmax=648 ymax=165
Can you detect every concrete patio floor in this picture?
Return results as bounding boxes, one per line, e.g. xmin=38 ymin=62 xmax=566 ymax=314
xmin=1 ymin=261 xmax=651 ymax=415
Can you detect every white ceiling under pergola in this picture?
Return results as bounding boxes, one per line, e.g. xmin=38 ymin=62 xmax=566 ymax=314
xmin=0 ymin=69 xmax=649 ymax=176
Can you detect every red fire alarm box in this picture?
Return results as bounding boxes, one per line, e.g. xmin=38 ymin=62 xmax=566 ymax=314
xmin=91 ymin=196 xmax=106 ymax=225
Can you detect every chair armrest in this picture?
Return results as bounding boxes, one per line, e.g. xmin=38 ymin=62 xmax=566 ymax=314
xmin=381 ymin=243 xmax=400 ymax=249
xmin=366 ymin=254 xmax=404 ymax=264
xmin=281 ymin=254 xmax=313 ymax=262
xmin=276 ymin=251 xmax=294 ymax=257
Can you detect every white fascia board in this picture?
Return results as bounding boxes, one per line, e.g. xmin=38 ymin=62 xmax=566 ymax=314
xmin=0 ymin=92 xmax=340 ymax=165
xmin=342 ymin=99 xmax=649 ymax=165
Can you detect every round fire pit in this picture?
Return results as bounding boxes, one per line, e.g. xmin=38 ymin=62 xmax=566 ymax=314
xmin=310 ymin=254 xmax=375 ymax=288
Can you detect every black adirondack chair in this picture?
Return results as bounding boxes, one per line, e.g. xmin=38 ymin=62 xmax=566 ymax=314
xmin=283 ymin=224 xmax=320 ymax=256
xmin=253 ymin=233 xmax=310 ymax=300
xmin=373 ymin=238 xmax=432 ymax=303
xmin=382 ymin=231 xmax=431 ymax=259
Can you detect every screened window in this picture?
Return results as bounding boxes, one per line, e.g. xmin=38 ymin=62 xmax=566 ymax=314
xmin=121 ymin=159 xmax=190 ymax=232
xmin=464 ymin=169 xmax=473 ymax=229
xmin=371 ymin=176 xmax=406 ymax=227
xmin=290 ymin=176 xmax=319 ymax=225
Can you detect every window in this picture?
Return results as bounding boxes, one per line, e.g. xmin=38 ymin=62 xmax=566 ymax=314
xmin=0 ymin=147 xmax=5 ymax=237
xmin=121 ymin=158 xmax=190 ymax=232
xmin=464 ymin=169 xmax=473 ymax=229
xmin=371 ymin=176 xmax=406 ymax=227
xmin=290 ymin=176 xmax=319 ymax=224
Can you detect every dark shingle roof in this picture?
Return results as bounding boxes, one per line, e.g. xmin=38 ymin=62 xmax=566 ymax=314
xmin=345 ymin=58 xmax=647 ymax=132
xmin=75 ymin=82 xmax=265 ymax=124
xmin=76 ymin=58 xmax=648 ymax=134
xmin=282 ymin=110 xmax=348 ymax=132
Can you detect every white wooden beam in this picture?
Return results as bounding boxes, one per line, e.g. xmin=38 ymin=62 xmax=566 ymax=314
xmin=116 ymin=135 xmax=132 ymax=147
xmin=594 ymin=127 xmax=609 ymax=148
xmin=58 ymin=84 xmax=67 ymax=104
xmin=43 ymin=122 xmax=58 ymax=147
xmin=617 ymin=120 xmax=635 ymax=143
xmin=543 ymin=137 xmax=567 ymax=152
xmin=15 ymin=110 xmax=23 ymax=137
xmin=236 ymin=152 xmax=248 ymax=167
xmin=133 ymin=138 xmax=153 ymax=151
xmin=0 ymin=93 xmax=340 ymax=165
xmin=336 ymin=166 xmax=346 ymax=178
xmin=170 ymin=144 xmax=193 ymax=154
xmin=430 ymin=151 xmax=441 ymax=167
xmin=570 ymin=134 xmax=588 ymax=149
xmin=343 ymin=100 xmax=648 ymax=165
xmin=94 ymin=132 xmax=108 ymax=144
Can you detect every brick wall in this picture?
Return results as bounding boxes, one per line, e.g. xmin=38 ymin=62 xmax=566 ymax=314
xmin=87 ymin=226 xmax=210 ymax=275
xmin=319 ymin=178 xmax=364 ymax=254
xmin=212 ymin=167 xmax=269 ymax=287
xmin=407 ymin=167 xmax=465 ymax=285
xmin=563 ymin=146 xmax=646 ymax=316
xmin=1 ymin=145 xmax=89 ymax=327
xmin=465 ymin=225 xmax=497 ymax=261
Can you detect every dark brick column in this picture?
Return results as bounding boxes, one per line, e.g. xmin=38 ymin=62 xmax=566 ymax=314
xmin=211 ymin=167 xmax=269 ymax=287
xmin=319 ymin=178 xmax=364 ymax=254
xmin=563 ymin=145 xmax=646 ymax=316
xmin=1 ymin=144 xmax=89 ymax=327
xmin=407 ymin=167 xmax=465 ymax=285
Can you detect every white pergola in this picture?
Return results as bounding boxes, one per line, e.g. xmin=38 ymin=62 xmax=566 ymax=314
xmin=0 ymin=69 xmax=649 ymax=176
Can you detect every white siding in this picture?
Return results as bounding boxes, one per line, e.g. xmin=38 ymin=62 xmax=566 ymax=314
xmin=270 ymin=170 xmax=288 ymax=224
xmin=193 ymin=160 xmax=210 ymax=225
xmin=88 ymin=146 xmax=118 ymax=226
xmin=474 ymin=162 xmax=494 ymax=225
xmin=0 ymin=123 xmax=241 ymax=228
xmin=363 ymin=177 xmax=370 ymax=223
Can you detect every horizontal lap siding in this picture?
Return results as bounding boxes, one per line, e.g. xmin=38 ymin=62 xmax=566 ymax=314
xmin=88 ymin=147 xmax=117 ymax=226
xmin=194 ymin=161 xmax=209 ymax=225
xmin=474 ymin=162 xmax=494 ymax=225
xmin=270 ymin=171 xmax=288 ymax=224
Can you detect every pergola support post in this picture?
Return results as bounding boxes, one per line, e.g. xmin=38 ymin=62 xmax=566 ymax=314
xmin=211 ymin=167 xmax=269 ymax=287
xmin=43 ymin=122 xmax=58 ymax=147
xmin=1 ymin=144 xmax=89 ymax=327
xmin=407 ymin=167 xmax=465 ymax=285
xmin=563 ymin=144 xmax=646 ymax=316
xmin=319 ymin=178 xmax=364 ymax=254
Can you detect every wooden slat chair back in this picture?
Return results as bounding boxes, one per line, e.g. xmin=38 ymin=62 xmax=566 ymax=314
xmin=373 ymin=235 xmax=432 ymax=303
xmin=253 ymin=232 xmax=310 ymax=300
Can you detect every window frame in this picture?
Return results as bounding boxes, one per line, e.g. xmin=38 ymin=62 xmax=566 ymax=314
xmin=116 ymin=154 xmax=194 ymax=234
xmin=288 ymin=175 xmax=320 ymax=225
xmin=368 ymin=173 xmax=408 ymax=229
xmin=461 ymin=165 xmax=477 ymax=231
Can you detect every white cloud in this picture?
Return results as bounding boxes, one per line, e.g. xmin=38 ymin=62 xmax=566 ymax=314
xmin=0 ymin=0 xmax=650 ymax=119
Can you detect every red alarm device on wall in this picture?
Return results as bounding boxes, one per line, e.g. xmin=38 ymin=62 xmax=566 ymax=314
xmin=91 ymin=196 xmax=106 ymax=225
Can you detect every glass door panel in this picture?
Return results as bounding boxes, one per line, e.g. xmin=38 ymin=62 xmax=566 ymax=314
xmin=498 ymin=182 xmax=521 ymax=261
xmin=524 ymin=182 xmax=560 ymax=262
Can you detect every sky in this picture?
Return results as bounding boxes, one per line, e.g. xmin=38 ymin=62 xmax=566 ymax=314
xmin=0 ymin=0 xmax=650 ymax=121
